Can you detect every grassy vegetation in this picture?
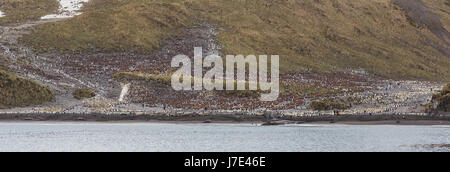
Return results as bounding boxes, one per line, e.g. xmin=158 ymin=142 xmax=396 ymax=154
xmin=73 ymin=88 xmax=96 ymax=100
xmin=0 ymin=0 xmax=59 ymax=25
xmin=217 ymin=90 xmax=260 ymax=98
xmin=308 ymin=99 xmax=349 ymax=111
xmin=22 ymin=0 xmax=193 ymax=53
xmin=112 ymin=71 xmax=262 ymax=97
xmin=21 ymin=0 xmax=450 ymax=81
xmin=281 ymin=83 xmax=346 ymax=98
xmin=422 ymin=0 xmax=450 ymax=36
xmin=427 ymin=84 xmax=450 ymax=112
xmin=216 ymin=82 xmax=261 ymax=98
xmin=0 ymin=68 xmax=54 ymax=109
xmin=112 ymin=72 xmax=172 ymax=86
xmin=204 ymin=0 xmax=450 ymax=81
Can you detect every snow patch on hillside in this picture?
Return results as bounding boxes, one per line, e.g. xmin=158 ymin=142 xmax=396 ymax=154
xmin=41 ymin=0 xmax=89 ymax=19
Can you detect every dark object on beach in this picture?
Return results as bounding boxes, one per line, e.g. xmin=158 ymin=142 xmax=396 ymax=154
xmin=262 ymin=120 xmax=297 ymax=126
xmin=203 ymin=120 xmax=212 ymax=123
xmin=332 ymin=110 xmax=341 ymax=116
xmin=396 ymin=121 xmax=401 ymax=124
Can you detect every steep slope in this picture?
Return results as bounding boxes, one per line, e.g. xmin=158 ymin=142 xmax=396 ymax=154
xmin=394 ymin=0 xmax=449 ymax=56
xmin=20 ymin=0 xmax=450 ymax=81
xmin=396 ymin=0 xmax=449 ymax=44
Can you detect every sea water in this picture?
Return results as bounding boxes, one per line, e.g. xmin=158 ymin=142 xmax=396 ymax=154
xmin=0 ymin=122 xmax=448 ymax=152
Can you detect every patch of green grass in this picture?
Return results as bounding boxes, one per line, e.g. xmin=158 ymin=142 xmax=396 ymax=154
xmin=73 ymin=88 xmax=96 ymax=100
xmin=427 ymin=84 xmax=450 ymax=112
xmin=112 ymin=72 xmax=149 ymax=82
xmin=439 ymin=94 xmax=450 ymax=112
xmin=281 ymin=83 xmax=345 ymax=98
xmin=0 ymin=0 xmax=59 ymax=25
xmin=216 ymin=90 xmax=260 ymax=98
xmin=308 ymin=99 xmax=349 ymax=111
xmin=21 ymin=0 xmax=450 ymax=81
xmin=112 ymin=71 xmax=262 ymax=98
xmin=0 ymin=69 xmax=54 ymax=109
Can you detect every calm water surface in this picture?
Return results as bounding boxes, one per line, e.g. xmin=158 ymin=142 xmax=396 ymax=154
xmin=0 ymin=122 xmax=448 ymax=152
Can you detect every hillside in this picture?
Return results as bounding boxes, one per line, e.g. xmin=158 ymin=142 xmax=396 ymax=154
xmin=0 ymin=0 xmax=449 ymax=113
xmin=0 ymin=0 xmax=59 ymax=25
xmin=20 ymin=0 xmax=450 ymax=81
xmin=0 ymin=0 xmax=58 ymax=108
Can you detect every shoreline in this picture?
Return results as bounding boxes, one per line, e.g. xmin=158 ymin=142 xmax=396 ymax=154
xmin=0 ymin=113 xmax=449 ymax=125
